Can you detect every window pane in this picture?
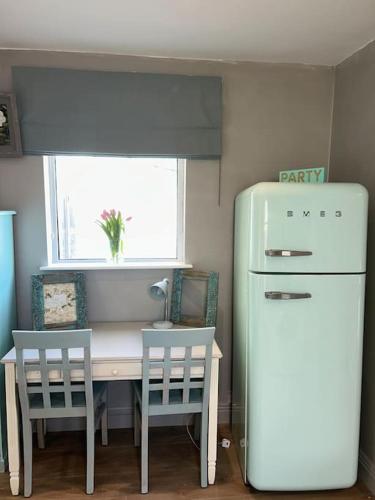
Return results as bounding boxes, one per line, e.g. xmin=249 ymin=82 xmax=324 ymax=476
xmin=54 ymin=156 xmax=179 ymax=260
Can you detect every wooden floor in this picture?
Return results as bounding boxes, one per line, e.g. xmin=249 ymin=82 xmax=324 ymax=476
xmin=0 ymin=426 xmax=372 ymax=499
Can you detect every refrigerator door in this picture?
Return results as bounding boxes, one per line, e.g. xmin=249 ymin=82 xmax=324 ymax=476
xmin=246 ymin=182 xmax=368 ymax=273
xmin=247 ymin=272 xmax=365 ymax=490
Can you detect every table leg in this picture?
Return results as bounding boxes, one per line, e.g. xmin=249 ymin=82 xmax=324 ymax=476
xmin=5 ymin=364 xmax=20 ymax=495
xmin=208 ymin=357 xmax=219 ymax=485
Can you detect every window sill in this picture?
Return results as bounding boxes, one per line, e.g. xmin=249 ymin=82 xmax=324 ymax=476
xmin=40 ymin=261 xmax=193 ymax=271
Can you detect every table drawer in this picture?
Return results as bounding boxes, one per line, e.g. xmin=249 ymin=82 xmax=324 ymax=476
xmin=93 ymin=362 xmax=142 ymax=379
xmin=92 ymin=363 xmax=205 ymax=380
xmin=24 ymin=362 xmax=206 ymax=382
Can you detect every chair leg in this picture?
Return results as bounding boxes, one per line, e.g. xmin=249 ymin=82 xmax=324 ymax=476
xmin=23 ymin=418 xmax=33 ymax=497
xmin=36 ymin=419 xmax=45 ymax=449
xmin=193 ymin=413 xmax=201 ymax=442
xmin=101 ymin=389 xmax=108 ymax=447
xmin=141 ymin=412 xmax=149 ymax=494
xmin=134 ymin=392 xmax=140 ymax=447
xmin=101 ymin=407 xmax=108 ymax=447
xmin=86 ymin=414 xmax=95 ymax=495
xmin=200 ymin=412 xmax=208 ymax=488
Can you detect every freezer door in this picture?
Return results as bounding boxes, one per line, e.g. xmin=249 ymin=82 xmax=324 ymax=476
xmin=245 ymin=182 xmax=368 ymax=273
xmin=247 ymin=272 xmax=365 ymax=490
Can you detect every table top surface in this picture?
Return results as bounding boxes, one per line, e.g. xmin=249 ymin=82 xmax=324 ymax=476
xmin=1 ymin=321 xmax=223 ymax=364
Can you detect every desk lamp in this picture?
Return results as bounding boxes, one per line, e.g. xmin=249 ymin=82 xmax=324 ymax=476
xmin=149 ymin=278 xmax=173 ymax=329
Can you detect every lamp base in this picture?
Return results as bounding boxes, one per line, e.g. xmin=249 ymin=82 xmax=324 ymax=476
xmin=152 ymin=320 xmax=174 ymax=330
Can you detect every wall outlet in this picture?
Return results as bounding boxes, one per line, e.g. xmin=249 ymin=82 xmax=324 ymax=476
xmin=221 ymin=438 xmax=231 ymax=448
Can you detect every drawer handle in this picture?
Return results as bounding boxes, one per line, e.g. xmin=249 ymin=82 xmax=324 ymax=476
xmin=112 ymin=369 xmax=119 ymax=376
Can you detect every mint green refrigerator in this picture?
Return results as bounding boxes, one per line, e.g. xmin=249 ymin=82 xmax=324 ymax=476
xmin=232 ymin=183 xmax=368 ymax=490
xmin=0 ymin=212 xmax=16 ymax=472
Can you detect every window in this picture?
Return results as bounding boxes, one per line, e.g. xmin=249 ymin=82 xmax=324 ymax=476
xmin=44 ymin=156 xmax=186 ymax=266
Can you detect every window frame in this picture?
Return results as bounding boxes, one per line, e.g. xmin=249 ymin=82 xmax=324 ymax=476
xmin=44 ymin=155 xmax=186 ymax=267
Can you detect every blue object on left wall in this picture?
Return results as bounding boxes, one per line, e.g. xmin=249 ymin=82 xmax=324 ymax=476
xmin=0 ymin=212 xmax=17 ymax=473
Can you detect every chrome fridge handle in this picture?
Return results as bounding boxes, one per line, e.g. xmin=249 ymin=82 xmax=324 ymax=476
xmin=265 ymin=249 xmax=313 ymax=257
xmin=265 ymin=291 xmax=312 ymax=300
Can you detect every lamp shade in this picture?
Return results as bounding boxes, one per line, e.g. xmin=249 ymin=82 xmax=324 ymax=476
xmin=149 ymin=278 xmax=169 ymax=299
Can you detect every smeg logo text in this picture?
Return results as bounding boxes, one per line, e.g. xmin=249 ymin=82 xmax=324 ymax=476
xmin=286 ymin=210 xmax=342 ymax=218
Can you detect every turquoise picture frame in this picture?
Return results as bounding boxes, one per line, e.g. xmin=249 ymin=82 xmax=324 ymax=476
xmin=171 ymin=269 xmax=219 ymax=327
xmin=32 ymin=272 xmax=88 ymax=330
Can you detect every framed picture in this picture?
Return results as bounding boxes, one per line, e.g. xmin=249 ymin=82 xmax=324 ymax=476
xmin=32 ymin=273 xmax=88 ymax=330
xmin=0 ymin=93 xmax=22 ymax=157
xmin=170 ymin=269 xmax=219 ymax=327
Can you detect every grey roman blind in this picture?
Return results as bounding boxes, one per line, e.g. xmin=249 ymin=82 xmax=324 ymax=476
xmin=12 ymin=66 xmax=222 ymax=158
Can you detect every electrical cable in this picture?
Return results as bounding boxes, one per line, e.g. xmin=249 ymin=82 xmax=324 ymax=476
xmin=185 ymin=415 xmax=200 ymax=450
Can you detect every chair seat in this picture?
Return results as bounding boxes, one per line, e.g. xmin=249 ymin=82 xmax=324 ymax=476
xmin=133 ymin=380 xmax=203 ymax=406
xmin=29 ymin=381 xmax=107 ymax=409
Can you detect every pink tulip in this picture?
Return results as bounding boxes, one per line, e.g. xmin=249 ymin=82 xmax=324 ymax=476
xmin=101 ymin=210 xmax=110 ymax=220
xmin=126 ymin=216 xmax=133 ymax=222
xmin=110 ymin=209 xmax=116 ymax=217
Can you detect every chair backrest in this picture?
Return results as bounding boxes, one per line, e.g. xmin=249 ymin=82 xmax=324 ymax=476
xmin=12 ymin=329 xmax=93 ymax=419
xmin=141 ymin=327 xmax=215 ymax=407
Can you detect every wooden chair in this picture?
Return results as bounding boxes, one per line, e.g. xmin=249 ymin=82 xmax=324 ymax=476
xmin=133 ymin=327 xmax=215 ymax=494
xmin=12 ymin=329 xmax=108 ymax=497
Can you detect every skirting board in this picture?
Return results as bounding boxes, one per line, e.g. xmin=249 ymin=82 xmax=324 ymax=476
xmin=109 ymin=404 xmax=230 ymax=429
xmin=45 ymin=404 xmax=230 ymax=432
xmin=359 ymin=449 xmax=375 ymax=494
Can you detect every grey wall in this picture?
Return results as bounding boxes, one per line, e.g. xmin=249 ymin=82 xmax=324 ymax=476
xmin=0 ymin=50 xmax=334 ymax=428
xmin=330 ymin=40 xmax=375 ymax=491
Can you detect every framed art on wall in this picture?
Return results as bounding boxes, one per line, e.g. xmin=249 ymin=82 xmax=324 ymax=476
xmin=170 ymin=269 xmax=219 ymax=327
xmin=32 ymin=272 xmax=88 ymax=330
xmin=0 ymin=94 xmax=22 ymax=157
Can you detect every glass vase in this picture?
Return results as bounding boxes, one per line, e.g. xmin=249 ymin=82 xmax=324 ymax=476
xmin=107 ymin=238 xmax=124 ymax=264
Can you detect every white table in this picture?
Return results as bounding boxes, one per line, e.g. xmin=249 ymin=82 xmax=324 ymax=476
xmin=1 ymin=321 xmax=223 ymax=495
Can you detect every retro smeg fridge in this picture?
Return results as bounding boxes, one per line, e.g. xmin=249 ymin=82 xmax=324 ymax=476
xmin=232 ymin=182 xmax=368 ymax=491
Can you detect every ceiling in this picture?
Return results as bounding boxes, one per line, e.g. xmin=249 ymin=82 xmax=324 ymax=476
xmin=1 ymin=0 xmax=375 ymax=66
